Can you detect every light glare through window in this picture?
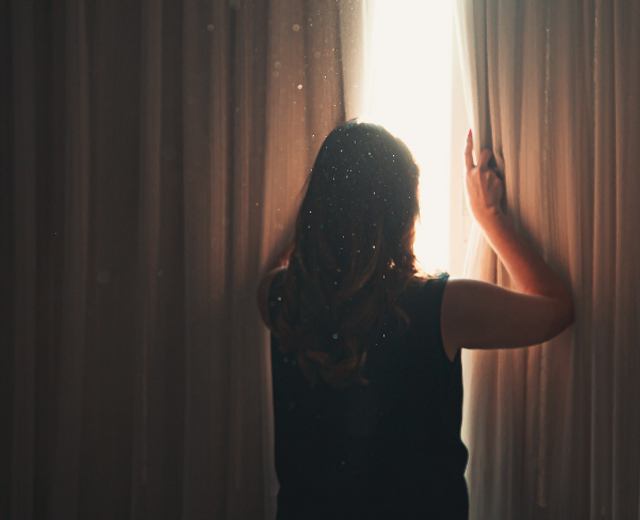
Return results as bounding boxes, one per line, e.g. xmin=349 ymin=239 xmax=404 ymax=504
xmin=363 ymin=1 xmax=454 ymax=275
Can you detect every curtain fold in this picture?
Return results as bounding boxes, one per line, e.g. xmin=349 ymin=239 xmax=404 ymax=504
xmin=455 ymin=0 xmax=640 ymax=518
xmin=3 ymin=1 xmax=354 ymax=518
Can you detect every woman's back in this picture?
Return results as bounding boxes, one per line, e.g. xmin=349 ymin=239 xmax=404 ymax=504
xmin=269 ymin=270 xmax=469 ymax=520
xmin=258 ymin=122 xmax=574 ymax=519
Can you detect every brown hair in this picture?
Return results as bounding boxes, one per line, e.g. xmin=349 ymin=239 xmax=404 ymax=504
xmin=272 ymin=120 xmax=422 ymax=387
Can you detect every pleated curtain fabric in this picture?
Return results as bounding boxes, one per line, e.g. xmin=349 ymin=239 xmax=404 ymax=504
xmin=3 ymin=1 xmax=349 ymax=518
xmin=454 ymin=0 xmax=640 ymax=518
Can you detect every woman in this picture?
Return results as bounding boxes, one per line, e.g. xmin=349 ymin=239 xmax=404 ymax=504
xmin=257 ymin=120 xmax=574 ymax=520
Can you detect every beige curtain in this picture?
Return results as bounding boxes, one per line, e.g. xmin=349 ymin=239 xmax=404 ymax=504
xmin=4 ymin=1 xmax=348 ymax=518
xmin=455 ymin=0 xmax=640 ymax=518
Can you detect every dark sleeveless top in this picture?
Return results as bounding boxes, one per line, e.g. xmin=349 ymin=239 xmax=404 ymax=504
xmin=269 ymin=271 xmax=469 ymax=520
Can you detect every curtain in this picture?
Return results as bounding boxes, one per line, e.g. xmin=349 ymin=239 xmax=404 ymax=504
xmin=454 ymin=0 xmax=640 ymax=518
xmin=2 ymin=0 xmax=350 ymax=518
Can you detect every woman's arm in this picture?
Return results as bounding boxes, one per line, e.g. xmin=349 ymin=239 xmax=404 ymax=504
xmin=440 ymin=131 xmax=574 ymax=361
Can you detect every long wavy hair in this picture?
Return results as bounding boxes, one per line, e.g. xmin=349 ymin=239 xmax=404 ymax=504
xmin=272 ymin=120 xmax=422 ymax=388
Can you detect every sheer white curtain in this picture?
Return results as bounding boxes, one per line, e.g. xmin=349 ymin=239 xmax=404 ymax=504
xmin=455 ymin=0 xmax=640 ymax=518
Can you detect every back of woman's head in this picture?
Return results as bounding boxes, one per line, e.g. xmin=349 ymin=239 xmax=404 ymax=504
xmin=273 ymin=120 xmax=421 ymax=387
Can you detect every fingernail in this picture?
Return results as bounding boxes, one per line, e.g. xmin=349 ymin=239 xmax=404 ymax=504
xmin=468 ymin=129 xmax=472 ymax=136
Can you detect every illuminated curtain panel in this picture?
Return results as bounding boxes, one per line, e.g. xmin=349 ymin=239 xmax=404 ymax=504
xmin=261 ymin=1 xmax=346 ymax=263
xmin=455 ymin=0 xmax=640 ymax=519
xmin=260 ymin=1 xmax=347 ymax=517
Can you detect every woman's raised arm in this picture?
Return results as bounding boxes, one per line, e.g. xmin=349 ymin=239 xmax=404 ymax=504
xmin=440 ymin=131 xmax=574 ymax=361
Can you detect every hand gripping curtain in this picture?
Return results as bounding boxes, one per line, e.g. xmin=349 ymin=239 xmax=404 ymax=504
xmin=454 ymin=0 xmax=640 ymax=519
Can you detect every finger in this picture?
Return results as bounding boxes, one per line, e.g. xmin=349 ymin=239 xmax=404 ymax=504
xmin=478 ymin=149 xmax=493 ymax=170
xmin=464 ymin=130 xmax=475 ymax=170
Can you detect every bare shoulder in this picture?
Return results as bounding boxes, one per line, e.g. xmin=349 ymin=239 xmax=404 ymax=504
xmin=440 ymin=277 xmax=574 ymax=360
xmin=256 ymin=268 xmax=286 ymax=327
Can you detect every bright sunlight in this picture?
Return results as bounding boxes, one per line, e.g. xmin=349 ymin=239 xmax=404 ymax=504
xmin=363 ymin=0 xmax=454 ymax=275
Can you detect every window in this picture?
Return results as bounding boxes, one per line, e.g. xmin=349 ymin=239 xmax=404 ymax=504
xmin=362 ymin=0 xmax=471 ymax=276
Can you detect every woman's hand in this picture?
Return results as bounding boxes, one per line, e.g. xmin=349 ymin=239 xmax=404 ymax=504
xmin=464 ymin=130 xmax=504 ymax=225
